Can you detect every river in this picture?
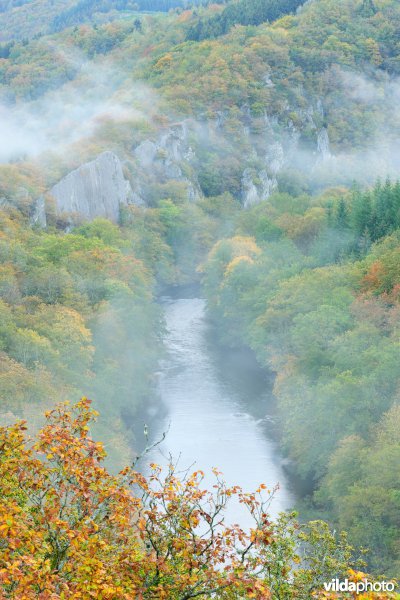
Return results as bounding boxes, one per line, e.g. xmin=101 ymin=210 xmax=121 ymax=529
xmin=139 ymin=294 xmax=296 ymax=528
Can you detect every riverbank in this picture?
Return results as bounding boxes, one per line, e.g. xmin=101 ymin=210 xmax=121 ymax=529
xmin=135 ymin=294 xmax=298 ymax=527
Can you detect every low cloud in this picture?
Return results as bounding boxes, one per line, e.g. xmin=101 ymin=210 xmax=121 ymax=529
xmin=0 ymin=46 xmax=158 ymax=164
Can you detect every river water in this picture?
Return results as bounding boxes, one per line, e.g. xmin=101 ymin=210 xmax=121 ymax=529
xmin=140 ymin=295 xmax=296 ymax=528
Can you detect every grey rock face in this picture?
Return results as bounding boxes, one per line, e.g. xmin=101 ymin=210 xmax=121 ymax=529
xmin=265 ymin=142 xmax=285 ymax=175
xmin=259 ymin=170 xmax=278 ymax=199
xmin=132 ymin=122 xmax=201 ymax=202
xmin=239 ymin=100 xmax=337 ymax=207
xmin=240 ymin=119 xmax=283 ymax=207
xmin=51 ymin=151 xmax=137 ymax=222
xmin=134 ymin=140 xmax=158 ymax=168
xmin=317 ymin=128 xmax=332 ymax=162
xmin=31 ymin=195 xmax=47 ymax=228
xmin=242 ymin=169 xmax=277 ymax=209
xmin=242 ymin=169 xmax=260 ymax=208
xmin=263 ymin=72 xmax=274 ymax=88
xmin=134 ymin=123 xmax=191 ymax=169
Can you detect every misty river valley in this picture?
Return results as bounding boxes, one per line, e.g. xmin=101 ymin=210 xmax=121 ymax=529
xmin=2 ymin=0 xmax=400 ymax=592
xmin=136 ymin=292 xmax=297 ymax=528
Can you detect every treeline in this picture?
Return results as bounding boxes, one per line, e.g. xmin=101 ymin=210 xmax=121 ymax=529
xmin=351 ymin=179 xmax=400 ymax=242
xmin=186 ymin=0 xmax=305 ymax=41
xmin=51 ymin=0 xmax=204 ymax=33
xmin=202 ymin=183 xmax=400 ymax=576
xmin=51 ymin=0 xmax=138 ymax=33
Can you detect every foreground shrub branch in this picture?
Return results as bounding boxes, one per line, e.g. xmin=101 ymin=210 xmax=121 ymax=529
xmin=0 ymin=399 xmax=395 ymax=599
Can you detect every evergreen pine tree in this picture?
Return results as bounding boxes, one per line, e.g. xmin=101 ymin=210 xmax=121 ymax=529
xmin=359 ymin=0 xmax=377 ymax=17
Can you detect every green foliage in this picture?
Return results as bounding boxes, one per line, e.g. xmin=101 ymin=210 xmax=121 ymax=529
xmin=351 ymin=179 xmax=400 ymax=242
xmin=322 ymin=404 xmax=400 ymax=576
xmin=186 ymin=0 xmax=305 ymax=41
xmin=202 ymin=180 xmax=400 ymax=576
xmin=0 ymin=211 xmax=161 ymax=467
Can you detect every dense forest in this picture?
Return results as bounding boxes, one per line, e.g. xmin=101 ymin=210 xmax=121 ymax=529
xmin=51 ymin=0 xmax=205 ymax=34
xmin=0 ymin=0 xmax=399 ymax=595
xmin=0 ymin=208 xmax=162 ymax=466
xmin=202 ymin=181 xmax=400 ymax=576
xmin=0 ymin=0 xmax=207 ymax=41
xmin=187 ymin=0 xmax=305 ymax=41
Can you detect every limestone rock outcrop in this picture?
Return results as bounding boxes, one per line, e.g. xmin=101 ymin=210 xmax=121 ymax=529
xmin=51 ymin=151 xmax=139 ymax=223
xmin=316 ymin=127 xmax=332 ymax=162
xmin=242 ymin=169 xmax=277 ymax=208
xmin=30 ymin=195 xmax=47 ymax=228
xmin=132 ymin=123 xmax=201 ymax=203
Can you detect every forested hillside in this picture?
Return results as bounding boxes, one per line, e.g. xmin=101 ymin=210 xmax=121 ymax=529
xmin=51 ymin=0 xmax=204 ymax=34
xmin=0 ymin=0 xmax=204 ymax=42
xmin=187 ymin=0 xmax=305 ymax=40
xmin=0 ymin=209 xmax=162 ymax=465
xmin=0 ymin=0 xmax=399 ymax=592
xmin=202 ymin=181 xmax=400 ymax=576
xmin=0 ymin=176 xmax=226 ymax=465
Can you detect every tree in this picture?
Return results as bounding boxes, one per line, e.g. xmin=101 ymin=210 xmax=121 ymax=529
xmin=359 ymin=0 xmax=377 ymax=17
xmin=322 ymin=405 xmax=400 ymax=577
xmin=186 ymin=0 xmax=304 ymax=41
xmin=133 ymin=18 xmax=142 ymax=32
xmin=0 ymin=399 xmax=383 ymax=599
xmin=335 ymin=198 xmax=349 ymax=229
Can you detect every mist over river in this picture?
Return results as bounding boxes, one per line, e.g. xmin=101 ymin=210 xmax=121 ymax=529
xmin=135 ymin=292 xmax=297 ymax=527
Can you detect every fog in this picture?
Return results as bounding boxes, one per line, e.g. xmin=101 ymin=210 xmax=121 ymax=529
xmin=276 ymin=67 xmax=400 ymax=189
xmin=0 ymin=46 xmax=158 ymax=165
xmin=2 ymin=35 xmax=400 ymax=199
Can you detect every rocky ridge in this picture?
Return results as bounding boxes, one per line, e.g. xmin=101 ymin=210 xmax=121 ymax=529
xmin=40 ymin=104 xmax=334 ymax=225
xmin=50 ymin=151 xmax=140 ymax=223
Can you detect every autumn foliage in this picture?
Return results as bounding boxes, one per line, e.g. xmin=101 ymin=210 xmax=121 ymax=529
xmin=0 ymin=399 xmax=396 ymax=599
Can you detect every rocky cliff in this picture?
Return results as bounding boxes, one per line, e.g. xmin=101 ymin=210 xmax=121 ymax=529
xmin=132 ymin=122 xmax=201 ymax=203
xmin=48 ymin=105 xmax=337 ymax=223
xmin=31 ymin=195 xmax=47 ymax=228
xmin=51 ymin=151 xmax=140 ymax=223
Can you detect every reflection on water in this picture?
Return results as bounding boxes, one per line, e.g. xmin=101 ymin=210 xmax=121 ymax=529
xmin=140 ymin=296 xmax=296 ymax=527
